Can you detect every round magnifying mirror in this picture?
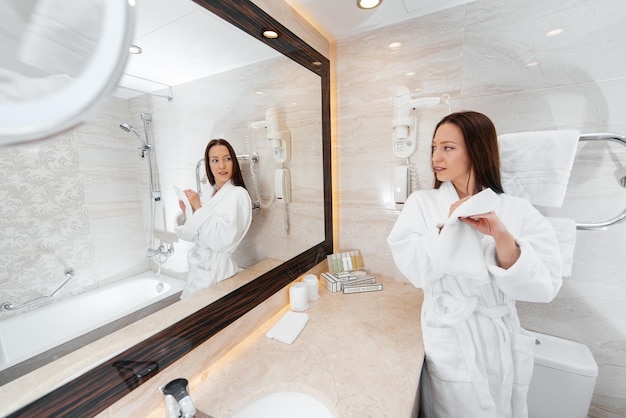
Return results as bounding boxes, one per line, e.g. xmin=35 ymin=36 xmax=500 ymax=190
xmin=0 ymin=0 xmax=135 ymax=146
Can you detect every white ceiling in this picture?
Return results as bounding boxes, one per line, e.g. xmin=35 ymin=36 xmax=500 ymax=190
xmin=284 ymin=0 xmax=476 ymax=41
xmin=115 ymin=0 xmax=474 ymax=99
xmin=114 ymin=0 xmax=280 ymax=99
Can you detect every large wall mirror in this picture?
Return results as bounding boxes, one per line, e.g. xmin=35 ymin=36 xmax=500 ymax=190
xmin=1 ymin=0 xmax=331 ymax=415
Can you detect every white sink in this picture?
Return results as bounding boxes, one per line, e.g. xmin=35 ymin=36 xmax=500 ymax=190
xmin=233 ymin=391 xmax=334 ymax=418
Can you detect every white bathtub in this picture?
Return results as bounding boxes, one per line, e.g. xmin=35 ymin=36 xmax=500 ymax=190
xmin=0 ymin=272 xmax=185 ymax=373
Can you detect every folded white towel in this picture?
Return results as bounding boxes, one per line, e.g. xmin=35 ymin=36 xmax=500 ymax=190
xmin=546 ymin=217 xmax=576 ymax=277
xmin=432 ymin=188 xmax=500 ymax=281
xmin=498 ymin=130 xmax=579 ymax=208
xmin=266 ymin=311 xmax=309 ymax=344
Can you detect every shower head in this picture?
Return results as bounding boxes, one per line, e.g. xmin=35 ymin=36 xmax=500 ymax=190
xmin=119 ymin=122 xmax=133 ymax=133
xmin=119 ymin=122 xmax=148 ymax=147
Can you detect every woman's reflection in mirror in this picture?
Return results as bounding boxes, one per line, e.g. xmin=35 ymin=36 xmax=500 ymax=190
xmin=174 ymin=138 xmax=253 ymax=299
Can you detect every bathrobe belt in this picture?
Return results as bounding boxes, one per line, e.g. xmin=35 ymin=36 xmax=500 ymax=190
xmin=188 ymin=247 xmax=231 ymax=264
xmin=203 ymin=249 xmax=230 ymax=259
xmin=431 ymin=293 xmax=514 ymax=410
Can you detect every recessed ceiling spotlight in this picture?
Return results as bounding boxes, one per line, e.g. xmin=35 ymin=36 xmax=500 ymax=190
xmin=129 ymin=44 xmax=142 ymax=54
xmin=357 ymin=0 xmax=382 ymax=9
xmin=545 ymin=28 xmax=564 ymax=37
xmin=263 ymin=30 xmax=279 ymax=39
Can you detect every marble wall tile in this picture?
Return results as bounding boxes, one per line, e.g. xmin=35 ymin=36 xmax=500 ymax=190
xmin=334 ymin=0 xmax=626 ymax=415
xmin=0 ymin=134 xmax=96 ymax=313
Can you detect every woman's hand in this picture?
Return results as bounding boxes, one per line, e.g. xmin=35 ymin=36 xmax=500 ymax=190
xmin=178 ymin=199 xmax=187 ymax=221
xmin=459 ymin=211 xmax=520 ymax=269
xmin=184 ymin=189 xmax=202 ymax=212
xmin=459 ymin=211 xmax=503 ymax=237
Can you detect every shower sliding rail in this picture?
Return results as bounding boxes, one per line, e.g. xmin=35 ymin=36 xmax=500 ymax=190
xmin=1 ymin=267 xmax=75 ymax=311
xmin=575 ymin=133 xmax=626 ymax=231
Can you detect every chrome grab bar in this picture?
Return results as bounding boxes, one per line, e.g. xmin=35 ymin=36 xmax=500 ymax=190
xmin=575 ymin=133 xmax=626 ymax=231
xmin=1 ymin=267 xmax=75 ymax=311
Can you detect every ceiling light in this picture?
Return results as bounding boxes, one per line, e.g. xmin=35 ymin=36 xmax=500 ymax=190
xmin=357 ymin=0 xmax=382 ymax=9
xmin=129 ymin=44 xmax=142 ymax=54
xmin=545 ymin=28 xmax=564 ymax=37
xmin=263 ymin=30 xmax=279 ymax=39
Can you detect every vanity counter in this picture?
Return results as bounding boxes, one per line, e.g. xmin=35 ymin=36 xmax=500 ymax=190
xmin=191 ymin=275 xmax=424 ymax=417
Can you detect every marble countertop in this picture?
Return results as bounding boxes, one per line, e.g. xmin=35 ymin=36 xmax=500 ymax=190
xmin=1 ymin=259 xmax=283 ymax=417
xmin=191 ymin=275 xmax=425 ymax=418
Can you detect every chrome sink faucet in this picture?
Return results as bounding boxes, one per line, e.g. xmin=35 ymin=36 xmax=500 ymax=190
xmin=161 ymin=378 xmax=213 ymax=418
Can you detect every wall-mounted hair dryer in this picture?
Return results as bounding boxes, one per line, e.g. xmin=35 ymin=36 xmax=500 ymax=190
xmin=392 ymin=86 xmax=441 ymax=159
xmin=251 ymin=107 xmax=291 ymax=164
xmin=392 ymin=87 xmax=448 ymax=206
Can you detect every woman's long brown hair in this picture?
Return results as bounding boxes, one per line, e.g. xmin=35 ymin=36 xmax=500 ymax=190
xmin=204 ymin=138 xmax=247 ymax=190
xmin=432 ymin=111 xmax=504 ymax=194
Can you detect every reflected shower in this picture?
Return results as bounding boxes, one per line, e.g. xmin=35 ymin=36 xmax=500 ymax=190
xmin=118 ymin=112 xmax=160 ymax=201
xmin=118 ymin=112 xmax=173 ymax=273
xmin=119 ymin=122 xmax=150 ymax=149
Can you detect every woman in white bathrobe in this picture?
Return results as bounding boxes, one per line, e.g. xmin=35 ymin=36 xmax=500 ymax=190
xmin=387 ymin=111 xmax=562 ymax=418
xmin=175 ymin=138 xmax=252 ymax=299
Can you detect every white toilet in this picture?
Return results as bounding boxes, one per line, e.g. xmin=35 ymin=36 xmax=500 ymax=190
xmin=527 ymin=331 xmax=598 ymax=418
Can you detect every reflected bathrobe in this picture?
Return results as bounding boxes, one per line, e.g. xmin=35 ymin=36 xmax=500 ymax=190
xmin=175 ymin=180 xmax=252 ymax=299
xmin=387 ymin=181 xmax=562 ymax=418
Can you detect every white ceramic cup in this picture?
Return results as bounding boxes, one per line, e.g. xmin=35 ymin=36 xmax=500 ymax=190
xmin=302 ymin=274 xmax=320 ymax=301
xmin=289 ymin=282 xmax=309 ymax=311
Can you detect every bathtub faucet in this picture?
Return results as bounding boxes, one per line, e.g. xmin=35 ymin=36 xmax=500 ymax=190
xmin=146 ymin=244 xmax=174 ymax=259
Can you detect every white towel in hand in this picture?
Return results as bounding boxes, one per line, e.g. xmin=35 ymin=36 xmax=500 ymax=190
xmin=498 ymin=130 xmax=579 ymax=208
xmin=546 ymin=217 xmax=576 ymax=277
xmin=432 ymin=188 xmax=500 ymax=281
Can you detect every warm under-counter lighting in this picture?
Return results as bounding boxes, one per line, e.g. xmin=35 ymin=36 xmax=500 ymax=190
xmin=357 ymin=0 xmax=382 ymax=10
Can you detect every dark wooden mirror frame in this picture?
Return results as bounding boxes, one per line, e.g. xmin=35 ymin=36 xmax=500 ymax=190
xmin=11 ymin=1 xmax=332 ymax=416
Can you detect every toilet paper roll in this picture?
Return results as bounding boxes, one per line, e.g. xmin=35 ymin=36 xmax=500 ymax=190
xmin=303 ymin=274 xmax=320 ymax=301
xmin=289 ymin=282 xmax=309 ymax=311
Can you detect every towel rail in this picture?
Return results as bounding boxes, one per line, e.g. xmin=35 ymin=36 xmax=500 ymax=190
xmin=575 ymin=133 xmax=626 ymax=230
xmin=194 ymin=153 xmax=259 ymax=194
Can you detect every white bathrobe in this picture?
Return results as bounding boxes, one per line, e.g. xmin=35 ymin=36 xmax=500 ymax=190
xmin=387 ymin=181 xmax=562 ymax=418
xmin=175 ymin=180 xmax=252 ymax=299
